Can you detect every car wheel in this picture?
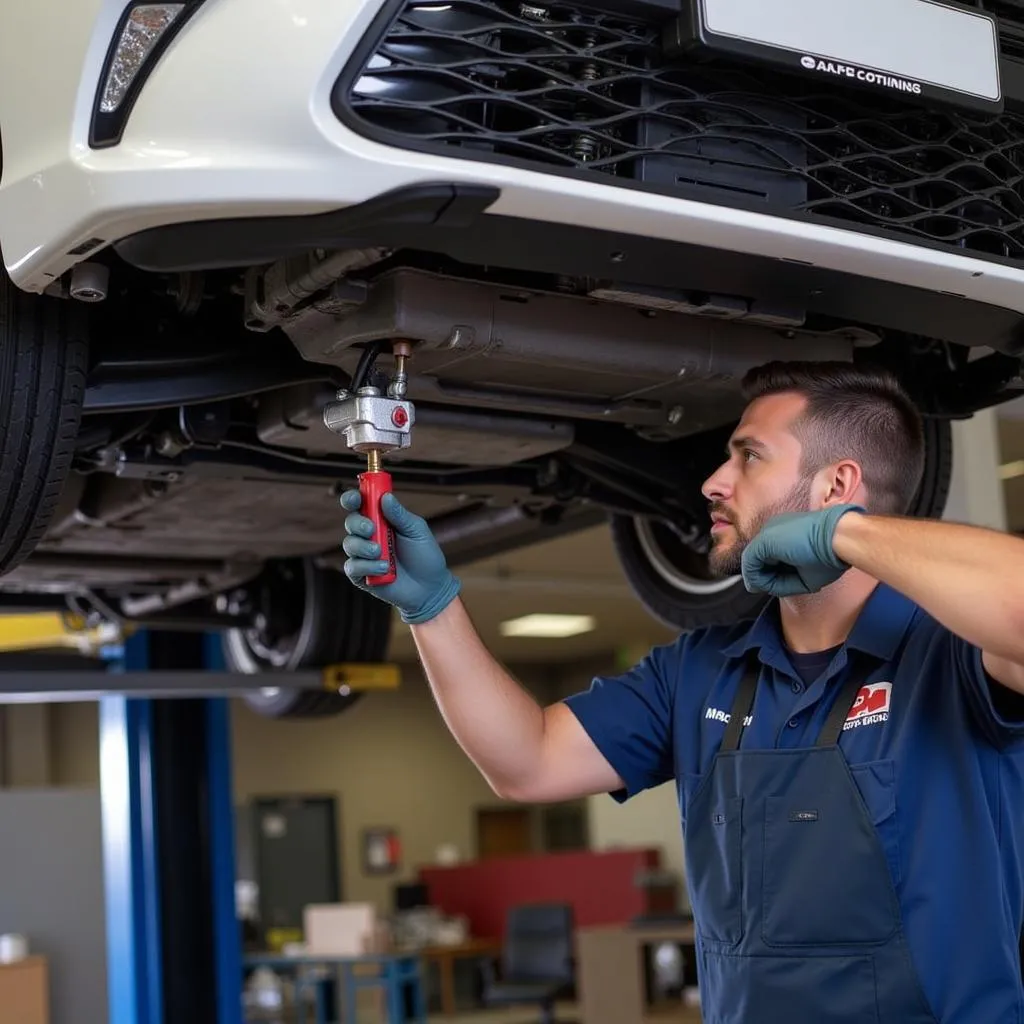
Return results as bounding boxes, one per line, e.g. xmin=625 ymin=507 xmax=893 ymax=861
xmin=222 ymin=557 xmax=393 ymax=718
xmin=0 ymin=273 xmax=88 ymax=574
xmin=611 ymin=417 xmax=953 ymax=632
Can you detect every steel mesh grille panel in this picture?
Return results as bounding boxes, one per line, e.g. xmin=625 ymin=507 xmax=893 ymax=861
xmin=340 ymin=0 xmax=1024 ymax=261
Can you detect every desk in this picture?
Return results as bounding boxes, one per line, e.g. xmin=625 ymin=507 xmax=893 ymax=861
xmin=576 ymin=923 xmax=696 ymax=1024
xmin=245 ymin=951 xmax=425 ymax=1024
xmin=418 ymin=938 xmax=502 ymax=1016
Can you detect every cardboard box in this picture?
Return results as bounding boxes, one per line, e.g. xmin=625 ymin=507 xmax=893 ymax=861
xmin=0 ymin=956 xmax=48 ymax=1024
xmin=304 ymin=903 xmax=390 ymax=956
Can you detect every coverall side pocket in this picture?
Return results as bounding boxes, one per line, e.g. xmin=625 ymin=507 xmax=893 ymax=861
xmin=686 ymin=794 xmax=744 ymax=946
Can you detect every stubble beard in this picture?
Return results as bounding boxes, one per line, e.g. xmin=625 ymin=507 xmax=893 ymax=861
xmin=707 ymin=477 xmax=816 ymax=579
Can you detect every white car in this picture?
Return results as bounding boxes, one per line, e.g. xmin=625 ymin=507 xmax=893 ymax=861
xmin=0 ymin=0 xmax=1020 ymax=715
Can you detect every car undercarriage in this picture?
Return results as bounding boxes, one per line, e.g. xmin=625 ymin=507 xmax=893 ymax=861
xmin=5 ymin=210 xmax=1017 ymax=642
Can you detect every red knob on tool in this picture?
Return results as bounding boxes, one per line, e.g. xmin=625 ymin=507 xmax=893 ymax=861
xmin=360 ymin=460 xmax=396 ymax=586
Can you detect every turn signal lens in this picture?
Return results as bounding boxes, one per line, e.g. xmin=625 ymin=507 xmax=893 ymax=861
xmin=91 ymin=1 xmax=201 ymax=147
xmin=99 ymin=4 xmax=185 ymax=113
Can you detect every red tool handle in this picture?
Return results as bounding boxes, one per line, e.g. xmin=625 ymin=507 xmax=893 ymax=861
xmin=359 ymin=469 xmax=397 ymax=585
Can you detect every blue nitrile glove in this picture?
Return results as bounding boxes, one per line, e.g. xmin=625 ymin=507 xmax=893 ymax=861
xmin=740 ymin=504 xmax=865 ymax=597
xmin=340 ymin=489 xmax=461 ymax=625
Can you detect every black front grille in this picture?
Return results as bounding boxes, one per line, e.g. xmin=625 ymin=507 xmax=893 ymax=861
xmin=337 ymin=0 xmax=1024 ymax=262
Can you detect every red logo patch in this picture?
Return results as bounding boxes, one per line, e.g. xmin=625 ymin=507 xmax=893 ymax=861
xmin=844 ymin=682 xmax=892 ymax=731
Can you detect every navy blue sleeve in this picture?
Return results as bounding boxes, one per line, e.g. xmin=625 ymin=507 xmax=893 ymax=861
xmin=950 ymin=635 xmax=1024 ymax=749
xmin=561 ymin=639 xmax=680 ymax=801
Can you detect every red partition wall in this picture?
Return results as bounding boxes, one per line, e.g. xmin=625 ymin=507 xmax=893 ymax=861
xmin=419 ymin=848 xmax=661 ymax=939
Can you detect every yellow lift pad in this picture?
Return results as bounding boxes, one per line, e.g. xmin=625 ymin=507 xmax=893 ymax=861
xmin=321 ymin=662 xmax=401 ymax=692
xmin=0 ymin=613 xmax=125 ymax=655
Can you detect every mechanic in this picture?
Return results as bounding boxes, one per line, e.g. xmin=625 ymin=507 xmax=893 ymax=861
xmin=340 ymin=361 xmax=1024 ymax=1024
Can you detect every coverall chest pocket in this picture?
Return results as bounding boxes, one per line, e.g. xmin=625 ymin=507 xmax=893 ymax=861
xmin=761 ymin=762 xmax=901 ymax=948
xmin=685 ymin=786 xmax=744 ymax=947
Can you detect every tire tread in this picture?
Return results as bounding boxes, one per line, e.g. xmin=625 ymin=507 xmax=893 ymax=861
xmin=0 ymin=275 xmax=87 ymax=574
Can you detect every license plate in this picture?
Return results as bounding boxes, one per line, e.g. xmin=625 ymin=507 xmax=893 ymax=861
xmin=677 ymin=0 xmax=1002 ymax=114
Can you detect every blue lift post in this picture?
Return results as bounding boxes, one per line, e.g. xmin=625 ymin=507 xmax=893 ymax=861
xmin=204 ymin=634 xmax=245 ymax=1024
xmin=101 ymin=630 xmax=244 ymax=1024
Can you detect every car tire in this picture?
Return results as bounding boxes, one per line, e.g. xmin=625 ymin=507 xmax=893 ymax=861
xmin=0 ymin=273 xmax=88 ymax=575
xmin=610 ymin=417 xmax=953 ymax=633
xmin=222 ymin=557 xmax=393 ymax=718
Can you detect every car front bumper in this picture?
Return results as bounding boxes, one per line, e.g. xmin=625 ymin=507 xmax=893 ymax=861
xmin=2 ymin=0 xmax=1024 ymax=335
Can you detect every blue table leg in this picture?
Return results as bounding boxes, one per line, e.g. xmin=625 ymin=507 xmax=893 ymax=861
xmin=412 ymin=962 xmax=427 ymax=1024
xmin=385 ymin=962 xmax=401 ymax=1024
xmin=393 ymin=958 xmax=426 ymax=1024
xmin=343 ymin=963 xmax=358 ymax=1024
xmin=315 ymin=978 xmax=329 ymax=1024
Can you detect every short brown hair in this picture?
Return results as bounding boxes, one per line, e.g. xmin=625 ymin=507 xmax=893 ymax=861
xmin=740 ymin=360 xmax=925 ymax=515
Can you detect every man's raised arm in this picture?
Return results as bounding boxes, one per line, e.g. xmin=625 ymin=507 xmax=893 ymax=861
xmin=410 ymin=597 xmax=627 ymax=802
xmin=340 ymin=489 xmax=635 ymax=803
xmin=831 ymin=513 xmax=1024 ymax=694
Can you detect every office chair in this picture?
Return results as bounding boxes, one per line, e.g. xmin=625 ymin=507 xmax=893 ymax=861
xmin=481 ymin=903 xmax=576 ymax=1024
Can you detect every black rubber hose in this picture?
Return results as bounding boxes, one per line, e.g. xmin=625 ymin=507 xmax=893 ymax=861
xmin=349 ymin=340 xmax=385 ymax=392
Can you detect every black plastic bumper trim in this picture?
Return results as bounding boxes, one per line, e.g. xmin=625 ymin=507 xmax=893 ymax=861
xmin=112 ymin=182 xmax=501 ymax=270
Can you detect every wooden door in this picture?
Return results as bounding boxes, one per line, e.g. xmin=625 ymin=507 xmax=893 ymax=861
xmin=476 ymin=806 xmax=533 ymax=858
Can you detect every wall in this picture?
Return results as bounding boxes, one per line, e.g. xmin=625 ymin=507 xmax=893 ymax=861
xmin=945 ymin=411 xmax=1008 ymax=531
xmin=550 ymin=653 xmax=690 ymax=908
xmin=0 ymin=704 xmax=57 ymax=788
xmin=229 ymin=661 xmax=553 ymax=912
xmin=0 ymin=654 xmax=116 ymax=789
xmin=5 ymin=706 xmax=50 ymax=786
xmin=49 ymin=702 xmax=100 ymax=787
xmin=997 ymin=407 xmax=1024 ymax=533
xmin=0 ymin=788 xmax=108 ymax=1024
xmin=586 ymin=782 xmax=687 ymax=908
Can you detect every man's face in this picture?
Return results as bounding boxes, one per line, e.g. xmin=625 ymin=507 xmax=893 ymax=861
xmin=701 ymin=392 xmax=817 ymax=578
